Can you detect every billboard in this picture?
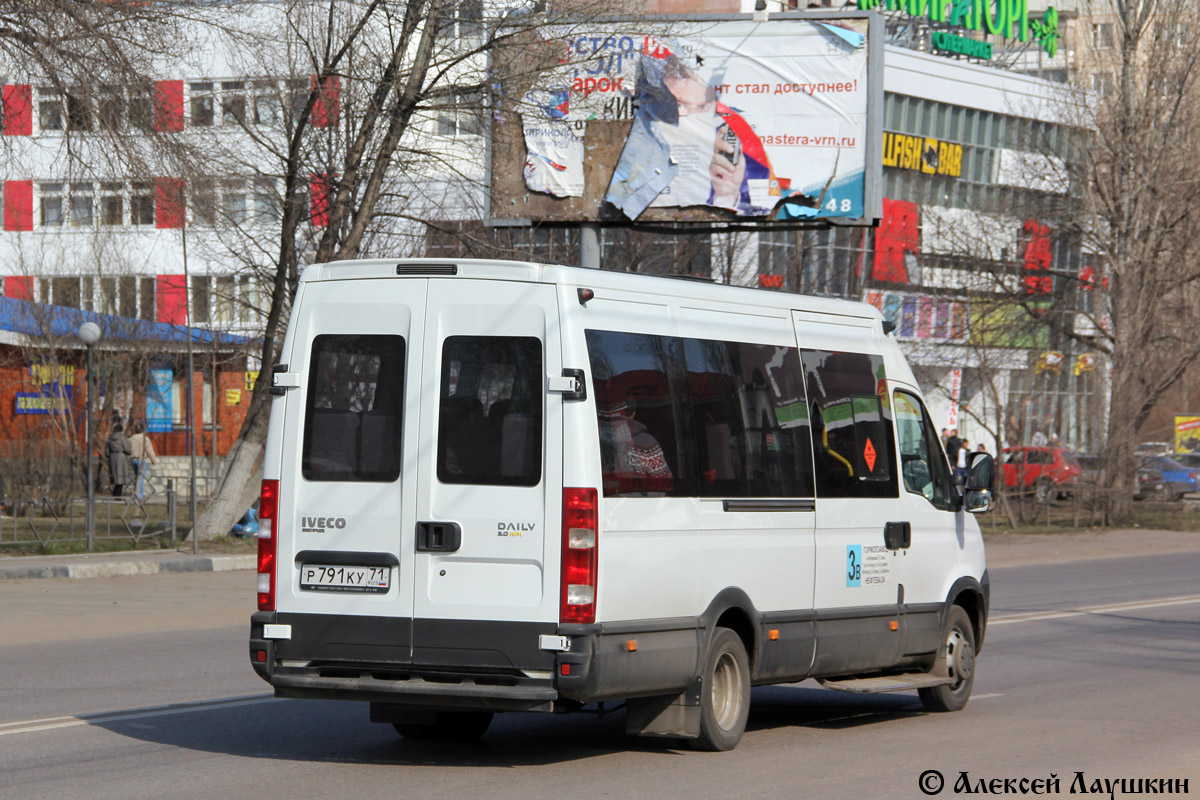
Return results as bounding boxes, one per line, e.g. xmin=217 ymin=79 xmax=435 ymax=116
xmin=1174 ymin=415 xmax=1200 ymax=453
xmin=490 ymin=12 xmax=882 ymax=226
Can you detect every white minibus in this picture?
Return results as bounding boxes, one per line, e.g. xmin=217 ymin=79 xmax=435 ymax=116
xmin=249 ymin=258 xmax=994 ymax=750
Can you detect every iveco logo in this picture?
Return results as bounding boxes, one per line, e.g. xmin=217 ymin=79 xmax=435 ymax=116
xmin=301 ymin=516 xmax=347 ymax=533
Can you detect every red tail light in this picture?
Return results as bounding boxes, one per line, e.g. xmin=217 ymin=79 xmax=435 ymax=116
xmin=560 ymin=488 xmax=598 ymax=624
xmin=257 ymin=479 xmax=279 ymax=611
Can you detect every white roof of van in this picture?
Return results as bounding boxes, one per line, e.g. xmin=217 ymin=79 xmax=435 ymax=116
xmin=304 ymin=258 xmax=883 ymax=323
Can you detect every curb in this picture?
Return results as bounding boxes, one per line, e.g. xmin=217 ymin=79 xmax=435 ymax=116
xmin=0 ymin=554 xmax=256 ymax=581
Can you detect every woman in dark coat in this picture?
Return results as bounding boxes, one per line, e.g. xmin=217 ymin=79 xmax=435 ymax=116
xmin=107 ymin=423 xmax=135 ymax=498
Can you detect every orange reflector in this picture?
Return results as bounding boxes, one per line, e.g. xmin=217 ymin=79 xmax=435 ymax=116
xmin=889 ymin=620 xmax=899 ymax=631
xmin=768 ymin=629 xmax=779 ymax=641
xmin=254 ymin=650 xmax=266 ymax=663
xmin=560 ymin=663 xmax=571 ymax=676
xmin=625 ymin=640 xmax=638 ymax=652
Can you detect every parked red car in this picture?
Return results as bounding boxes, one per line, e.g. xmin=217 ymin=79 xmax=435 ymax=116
xmin=1001 ymin=446 xmax=1083 ymax=500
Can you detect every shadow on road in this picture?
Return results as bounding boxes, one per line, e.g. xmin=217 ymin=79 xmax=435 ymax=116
xmin=95 ymin=684 xmax=928 ymax=766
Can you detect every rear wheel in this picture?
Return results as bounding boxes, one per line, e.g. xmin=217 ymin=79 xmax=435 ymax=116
xmin=919 ymin=606 xmax=976 ymax=713
xmin=690 ymin=627 xmax=750 ymax=751
xmin=393 ymin=711 xmax=493 ymax=741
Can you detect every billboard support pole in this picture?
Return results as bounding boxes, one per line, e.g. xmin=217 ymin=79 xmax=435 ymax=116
xmin=580 ymin=223 xmax=600 ymax=268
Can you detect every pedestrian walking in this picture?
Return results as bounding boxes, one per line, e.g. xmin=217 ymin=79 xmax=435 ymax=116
xmin=107 ymin=423 xmax=135 ymax=498
xmin=127 ymin=422 xmax=158 ymax=501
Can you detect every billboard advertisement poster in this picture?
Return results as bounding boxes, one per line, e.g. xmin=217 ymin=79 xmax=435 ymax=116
xmin=497 ymin=14 xmax=879 ymax=224
xmin=1173 ymin=415 xmax=1200 ymax=453
xmin=146 ymin=367 xmax=173 ymax=434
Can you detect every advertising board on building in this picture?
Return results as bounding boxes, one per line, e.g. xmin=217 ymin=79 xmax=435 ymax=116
xmin=490 ymin=12 xmax=882 ymax=226
xmin=1173 ymin=415 xmax=1200 ymax=453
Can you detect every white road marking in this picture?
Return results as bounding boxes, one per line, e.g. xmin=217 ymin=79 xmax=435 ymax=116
xmin=969 ymin=693 xmax=1005 ymax=700
xmin=0 ymin=694 xmax=279 ymax=737
xmin=990 ymin=594 xmax=1200 ymax=626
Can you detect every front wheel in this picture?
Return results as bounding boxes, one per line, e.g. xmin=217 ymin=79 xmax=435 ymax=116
xmin=919 ymin=606 xmax=977 ymax=712
xmin=690 ymin=627 xmax=750 ymax=751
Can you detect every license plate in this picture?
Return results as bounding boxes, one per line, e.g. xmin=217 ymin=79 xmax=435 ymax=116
xmin=300 ymin=564 xmax=390 ymax=593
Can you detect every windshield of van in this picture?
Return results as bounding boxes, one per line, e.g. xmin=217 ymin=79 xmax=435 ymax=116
xmin=301 ymin=334 xmax=405 ymax=482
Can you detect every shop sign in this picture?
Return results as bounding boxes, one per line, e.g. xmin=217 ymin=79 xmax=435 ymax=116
xmin=15 ymin=388 xmax=72 ymax=415
xmin=857 ymin=0 xmax=1059 ymax=58
xmin=1174 ymin=415 xmax=1200 ymax=453
xmin=882 ymin=132 xmax=963 ymax=177
xmin=931 ymin=31 xmax=993 ymax=59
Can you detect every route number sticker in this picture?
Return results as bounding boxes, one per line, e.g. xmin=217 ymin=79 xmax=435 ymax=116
xmin=846 ymin=545 xmax=862 ymax=587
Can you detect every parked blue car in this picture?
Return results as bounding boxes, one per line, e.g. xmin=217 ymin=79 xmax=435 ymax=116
xmin=1138 ymin=456 xmax=1199 ymax=501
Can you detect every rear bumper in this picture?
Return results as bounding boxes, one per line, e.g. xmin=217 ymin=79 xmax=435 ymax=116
xmin=250 ymin=611 xmax=701 ymax=711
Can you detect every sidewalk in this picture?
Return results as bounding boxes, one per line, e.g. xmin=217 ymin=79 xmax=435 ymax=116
xmin=0 ymin=548 xmax=255 ymax=580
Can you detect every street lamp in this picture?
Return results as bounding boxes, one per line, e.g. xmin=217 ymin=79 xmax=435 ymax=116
xmin=77 ymin=321 xmax=102 ymax=552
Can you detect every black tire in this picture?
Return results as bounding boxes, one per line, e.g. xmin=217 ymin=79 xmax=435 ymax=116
xmin=392 ymin=711 xmax=493 ymax=741
xmin=919 ymin=606 xmax=977 ymax=713
xmin=690 ymin=627 xmax=751 ymax=751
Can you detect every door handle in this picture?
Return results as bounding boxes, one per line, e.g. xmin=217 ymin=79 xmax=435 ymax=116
xmin=416 ymin=521 xmax=462 ymax=552
xmin=884 ymin=521 xmax=911 ymax=550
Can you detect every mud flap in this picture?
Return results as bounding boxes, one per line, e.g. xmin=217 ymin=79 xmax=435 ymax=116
xmin=624 ymin=679 xmax=702 ymax=739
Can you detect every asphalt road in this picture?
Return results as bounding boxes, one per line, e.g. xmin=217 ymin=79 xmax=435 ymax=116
xmin=2 ymin=552 xmax=1198 ymax=800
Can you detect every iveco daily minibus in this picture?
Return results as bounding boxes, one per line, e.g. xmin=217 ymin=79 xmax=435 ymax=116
xmin=249 ymin=258 xmax=994 ymax=750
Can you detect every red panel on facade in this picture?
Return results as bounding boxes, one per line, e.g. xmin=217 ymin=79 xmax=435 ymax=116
xmin=872 ymin=198 xmax=919 ymax=284
xmin=310 ymin=173 xmax=330 ymax=227
xmin=311 ymin=75 xmax=341 ymax=128
xmin=157 ymin=275 xmax=188 ymax=324
xmin=156 ymin=177 xmax=186 ymax=228
xmin=2 ymin=85 xmax=32 ymax=136
xmin=3 ymin=180 xmax=33 ymax=231
xmin=154 ymin=80 xmax=185 ymax=132
xmin=4 ymin=276 xmax=33 ymax=300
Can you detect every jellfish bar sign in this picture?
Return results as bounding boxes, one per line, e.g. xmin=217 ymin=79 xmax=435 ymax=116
xmin=857 ymin=0 xmax=1060 ymax=57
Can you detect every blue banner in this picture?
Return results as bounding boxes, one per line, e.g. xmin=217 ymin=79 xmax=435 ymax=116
xmin=147 ymin=367 xmax=173 ymax=433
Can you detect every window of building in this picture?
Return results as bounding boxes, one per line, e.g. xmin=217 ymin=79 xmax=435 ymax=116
xmin=434 ymin=90 xmax=483 ymax=137
xmin=119 ymin=275 xmax=137 ymax=317
xmin=192 ymin=178 xmax=217 ymax=226
xmin=287 ymin=78 xmax=308 ymax=124
xmin=40 ymin=183 xmax=64 ymax=226
xmin=438 ymin=0 xmax=483 ymax=41
xmin=52 ymin=277 xmax=81 ymax=308
xmin=128 ymin=84 xmax=153 ymax=131
xmin=190 ymin=82 xmax=215 ymax=126
xmin=302 ymin=334 xmax=406 ymax=482
xmin=221 ymin=81 xmax=246 ymax=125
xmin=213 ymin=275 xmax=235 ymax=325
xmin=140 ymin=276 xmax=156 ymax=321
xmin=222 ymin=179 xmax=248 ymax=224
xmin=252 ymin=80 xmax=280 ymax=125
xmin=1092 ymin=72 xmax=1113 ymax=97
xmin=66 ymin=91 xmax=91 ymax=130
xmin=191 ymin=275 xmax=210 ymax=324
xmin=100 ymin=182 xmax=124 ymax=225
xmin=38 ymin=88 xmax=64 ymax=131
xmin=437 ymin=336 xmax=543 ymax=486
xmin=98 ymin=85 xmax=124 ymax=131
xmin=69 ymin=183 xmax=94 ymax=226
xmin=253 ymin=177 xmax=280 ymax=222
xmin=758 ymin=230 xmax=800 ymax=290
xmin=131 ymin=182 xmax=155 ymax=225
xmin=1092 ymin=22 xmax=1114 ymax=49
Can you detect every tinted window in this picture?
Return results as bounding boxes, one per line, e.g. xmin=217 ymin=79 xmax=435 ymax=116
xmin=302 ymin=335 xmax=404 ymax=482
xmin=437 ymin=336 xmax=542 ymax=486
xmin=895 ymin=390 xmax=954 ymax=509
xmin=684 ymin=338 xmax=814 ymax=498
xmin=801 ymin=349 xmax=897 ymax=499
xmin=587 ymin=330 xmax=693 ymax=497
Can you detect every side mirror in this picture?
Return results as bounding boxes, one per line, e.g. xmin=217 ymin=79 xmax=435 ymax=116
xmin=963 ymin=452 xmax=995 ymax=514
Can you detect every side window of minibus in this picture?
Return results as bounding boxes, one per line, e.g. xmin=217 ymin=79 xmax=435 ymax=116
xmin=894 ymin=390 xmax=954 ymax=510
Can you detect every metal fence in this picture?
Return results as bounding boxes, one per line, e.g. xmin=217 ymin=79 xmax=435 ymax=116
xmin=0 ymin=480 xmax=189 ymax=551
